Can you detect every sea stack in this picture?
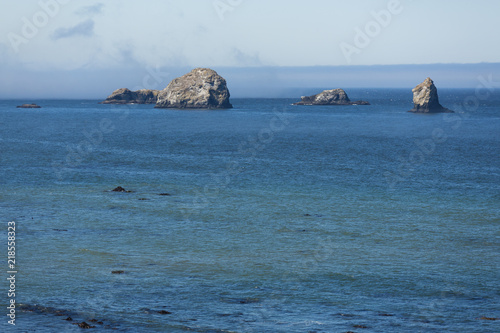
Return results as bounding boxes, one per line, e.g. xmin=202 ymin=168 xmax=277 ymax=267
xmin=101 ymin=88 xmax=159 ymax=104
xmin=293 ymin=89 xmax=370 ymax=106
xmin=409 ymin=78 xmax=453 ymax=113
xmin=155 ymin=68 xmax=232 ymax=109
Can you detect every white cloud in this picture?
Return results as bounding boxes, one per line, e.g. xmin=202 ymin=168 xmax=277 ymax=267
xmin=232 ymin=48 xmax=263 ymax=66
xmin=51 ymin=19 xmax=95 ymax=40
xmin=76 ymin=3 xmax=105 ymax=16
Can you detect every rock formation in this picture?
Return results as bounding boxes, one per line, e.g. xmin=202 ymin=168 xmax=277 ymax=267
xmin=101 ymin=88 xmax=159 ymax=104
xmin=155 ymin=68 xmax=232 ymax=109
xmin=293 ymin=89 xmax=370 ymax=106
xmin=76 ymin=322 xmax=95 ymax=329
xmin=17 ymin=103 xmax=41 ymax=108
xmin=112 ymin=186 xmax=131 ymax=193
xmin=409 ymin=78 xmax=453 ymax=113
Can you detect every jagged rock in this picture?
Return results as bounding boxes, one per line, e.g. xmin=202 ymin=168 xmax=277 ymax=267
xmin=155 ymin=68 xmax=232 ymax=109
xmin=157 ymin=310 xmax=172 ymax=315
xmin=101 ymin=88 xmax=159 ymax=104
xmin=409 ymin=78 xmax=453 ymax=113
xmin=111 ymin=186 xmax=131 ymax=193
xmin=293 ymin=89 xmax=369 ymax=106
xmin=353 ymin=324 xmax=368 ymax=328
xmin=75 ymin=322 xmax=95 ymax=329
xmin=17 ymin=103 xmax=41 ymax=108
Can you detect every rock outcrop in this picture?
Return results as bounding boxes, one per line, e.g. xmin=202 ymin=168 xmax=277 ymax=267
xmin=293 ymin=89 xmax=370 ymax=106
xmin=101 ymin=88 xmax=159 ymax=104
xmin=409 ymin=78 xmax=453 ymax=113
xmin=155 ymin=68 xmax=232 ymax=109
xmin=112 ymin=186 xmax=131 ymax=193
xmin=17 ymin=103 xmax=41 ymax=108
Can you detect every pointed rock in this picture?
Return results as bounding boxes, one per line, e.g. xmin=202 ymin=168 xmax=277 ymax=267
xmin=409 ymin=78 xmax=453 ymax=113
xmin=155 ymin=68 xmax=232 ymax=109
xmin=293 ymin=89 xmax=369 ymax=106
xmin=101 ymin=88 xmax=159 ymax=104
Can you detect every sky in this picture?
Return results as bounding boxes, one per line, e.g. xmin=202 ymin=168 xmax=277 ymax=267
xmin=1 ymin=0 xmax=500 ymax=98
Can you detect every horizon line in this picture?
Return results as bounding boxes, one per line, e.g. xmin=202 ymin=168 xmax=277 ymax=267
xmin=0 ymin=86 xmax=489 ymax=101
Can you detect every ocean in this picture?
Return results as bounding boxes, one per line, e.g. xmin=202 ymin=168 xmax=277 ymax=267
xmin=1 ymin=89 xmax=499 ymax=332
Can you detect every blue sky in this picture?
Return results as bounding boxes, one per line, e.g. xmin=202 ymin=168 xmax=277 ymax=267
xmin=1 ymin=0 xmax=499 ymax=98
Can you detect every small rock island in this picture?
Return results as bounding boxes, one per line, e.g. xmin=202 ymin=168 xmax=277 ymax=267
xmin=293 ymin=89 xmax=370 ymax=106
xmin=155 ymin=68 xmax=232 ymax=109
xmin=101 ymin=88 xmax=159 ymax=104
xmin=409 ymin=78 xmax=453 ymax=113
xmin=17 ymin=103 xmax=41 ymax=108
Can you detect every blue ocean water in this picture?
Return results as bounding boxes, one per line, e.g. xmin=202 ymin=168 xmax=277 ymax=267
xmin=1 ymin=89 xmax=499 ymax=332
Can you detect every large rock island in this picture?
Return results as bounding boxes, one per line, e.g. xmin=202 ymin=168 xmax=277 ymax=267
xmin=409 ymin=78 xmax=453 ymax=113
xmin=101 ymin=88 xmax=159 ymax=104
xmin=293 ymin=89 xmax=369 ymax=106
xmin=155 ymin=68 xmax=232 ymax=109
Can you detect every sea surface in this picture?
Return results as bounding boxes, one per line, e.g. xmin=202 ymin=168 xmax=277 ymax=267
xmin=1 ymin=89 xmax=499 ymax=332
